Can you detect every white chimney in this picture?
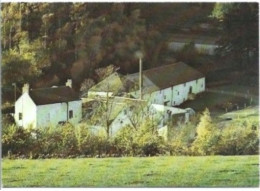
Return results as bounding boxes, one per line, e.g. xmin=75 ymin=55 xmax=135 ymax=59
xmin=66 ymin=79 xmax=72 ymax=88
xmin=22 ymin=83 xmax=29 ymax=94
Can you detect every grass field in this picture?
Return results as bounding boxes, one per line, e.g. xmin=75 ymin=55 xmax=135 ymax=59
xmin=180 ymin=84 xmax=259 ymax=116
xmin=2 ymin=155 xmax=259 ymax=187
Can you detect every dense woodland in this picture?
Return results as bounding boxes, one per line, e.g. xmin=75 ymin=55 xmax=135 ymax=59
xmin=2 ymin=3 xmax=258 ymax=104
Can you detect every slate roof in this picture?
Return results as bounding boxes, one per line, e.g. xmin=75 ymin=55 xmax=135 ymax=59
xmin=88 ymin=62 xmax=204 ymax=95
xmin=143 ymin=62 xmax=204 ymax=90
xmin=29 ymin=86 xmax=80 ymax=105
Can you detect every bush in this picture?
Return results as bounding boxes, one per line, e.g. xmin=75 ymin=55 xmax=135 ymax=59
xmin=35 ymin=125 xmax=63 ymax=156
xmin=192 ymin=108 xmax=220 ymax=155
xmin=168 ymin=122 xmax=197 ymax=156
xmin=175 ymin=41 xmax=201 ymax=67
xmin=114 ymin=119 xmax=165 ymax=156
xmin=2 ymin=124 xmax=34 ymax=157
xmin=216 ymin=122 xmax=259 ymax=155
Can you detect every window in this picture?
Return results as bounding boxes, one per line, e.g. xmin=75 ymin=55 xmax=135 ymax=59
xmin=124 ymin=110 xmax=127 ymax=115
xmin=69 ymin=110 xmax=73 ymax=119
xmin=164 ymin=95 xmax=166 ymax=99
xmin=184 ymin=83 xmax=186 ymax=87
xmin=19 ymin=113 xmax=22 ymax=120
xmin=177 ymin=91 xmax=179 ymax=95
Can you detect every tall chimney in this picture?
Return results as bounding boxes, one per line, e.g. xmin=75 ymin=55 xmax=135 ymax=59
xmin=22 ymin=83 xmax=29 ymax=94
xmin=66 ymin=79 xmax=72 ymax=88
xmin=139 ymin=57 xmax=143 ymax=100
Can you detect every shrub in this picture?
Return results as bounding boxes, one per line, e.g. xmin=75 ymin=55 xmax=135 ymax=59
xmin=35 ymin=125 xmax=63 ymax=156
xmin=168 ymin=122 xmax=197 ymax=155
xmin=2 ymin=124 xmax=34 ymax=156
xmin=191 ymin=108 xmax=220 ymax=155
xmin=216 ymin=122 xmax=259 ymax=155
xmin=114 ymin=119 xmax=165 ymax=156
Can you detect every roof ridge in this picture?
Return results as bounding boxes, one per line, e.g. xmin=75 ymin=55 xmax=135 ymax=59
xmin=30 ymin=85 xmax=68 ymax=91
xmin=143 ymin=62 xmax=182 ymax=74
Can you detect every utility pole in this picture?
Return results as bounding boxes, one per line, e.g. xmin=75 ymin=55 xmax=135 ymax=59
xmin=139 ymin=57 xmax=143 ymax=100
xmin=135 ymin=51 xmax=143 ymax=100
xmin=12 ymin=83 xmax=16 ymax=104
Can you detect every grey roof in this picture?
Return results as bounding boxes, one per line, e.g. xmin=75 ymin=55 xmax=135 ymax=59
xmin=88 ymin=62 xmax=204 ymax=95
xmin=30 ymin=86 xmax=80 ymax=105
xmin=143 ymin=62 xmax=204 ymax=90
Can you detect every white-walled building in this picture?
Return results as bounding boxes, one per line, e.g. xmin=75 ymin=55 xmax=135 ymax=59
xmin=14 ymin=80 xmax=82 ymax=128
xmin=108 ymin=98 xmax=193 ymax=137
xmin=129 ymin=62 xmax=205 ymax=106
xmin=86 ymin=62 xmax=205 ymax=138
xmin=168 ymin=34 xmax=219 ymax=55
xmin=87 ymin=62 xmax=205 ymax=107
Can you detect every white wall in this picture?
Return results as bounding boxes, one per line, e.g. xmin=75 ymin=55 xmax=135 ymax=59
xmin=110 ymin=108 xmax=132 ymax=136
xmin=36 ymin=100 xmax=82 ymax=127
xmin=68 ymin=100 xmax=82 ymax=125
xmin=195 ymin=44 xmax=218 ymax=55
xmin=168 ymin=42 xmax=218 ymax=55
xmin=15 ymin=93 xmax=37 ymax=128
xmin=146 ymin=77 xmax=205 ymax=106
xmin=88 ymin=91 xmax=113 ymax=98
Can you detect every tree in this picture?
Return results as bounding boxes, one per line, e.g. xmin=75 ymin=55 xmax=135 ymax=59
xmin=212 ymin=3 xmax=258 ymax=68
xmin=2 ymin=48 xmax=41 ymax=87
xmin=192 ymin=108 xmax=219 ymax=155
xmin=125 ymin=100 xmax=149 ymax=130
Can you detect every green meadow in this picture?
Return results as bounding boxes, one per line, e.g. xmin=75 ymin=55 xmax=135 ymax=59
xmin=2 ymin=155 xmax=259 ymax=187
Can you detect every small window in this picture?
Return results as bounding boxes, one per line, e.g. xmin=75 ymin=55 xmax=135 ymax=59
xmin=19 ymin=113 xmax=22 ymax=120
xmin=184 ymin=83 xmax=186 ymax=87
xmin=177 ymin=91 xmax=179 ymax=95
xmin=69 ymin=110 xmax=73 ymax=119
xmin=164 ymin=95 xmax=166 ymax=99
xmin=124 ymin=110 xmax=127 ymax=115
xmin=196 ymin=80 xmax=198 ymax=84
xmin=201 ymin=84 xmax=203 ymax=88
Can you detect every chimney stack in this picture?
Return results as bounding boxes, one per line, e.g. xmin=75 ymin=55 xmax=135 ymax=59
xmin=22 ymin=83 xmax=29 ymax=94
xmin=66 ymin=79 xmax=72 ymax=88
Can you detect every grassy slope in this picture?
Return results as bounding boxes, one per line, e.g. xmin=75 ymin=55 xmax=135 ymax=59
xmin=2 ymin=155 xmax=259 ymax=187
xmin=218 ymin=106 xmax=259 ymax=126
xmin=180 ymin=84 xmax=259 ymax=116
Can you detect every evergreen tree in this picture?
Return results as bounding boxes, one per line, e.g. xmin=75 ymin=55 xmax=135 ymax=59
xmin=192 ymin=108 xmax=219 ymax=155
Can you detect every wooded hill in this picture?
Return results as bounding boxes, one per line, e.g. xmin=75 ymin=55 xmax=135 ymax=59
xmin=1 ymin=3 xmax=258 ymax=103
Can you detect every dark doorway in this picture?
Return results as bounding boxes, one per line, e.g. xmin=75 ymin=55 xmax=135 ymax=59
xmin=189 ymin=87 xmax=192 ymax=94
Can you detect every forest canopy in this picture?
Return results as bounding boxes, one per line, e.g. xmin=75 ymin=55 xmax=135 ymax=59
xmin=1 ymin=3 xmax=258 ymax=102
